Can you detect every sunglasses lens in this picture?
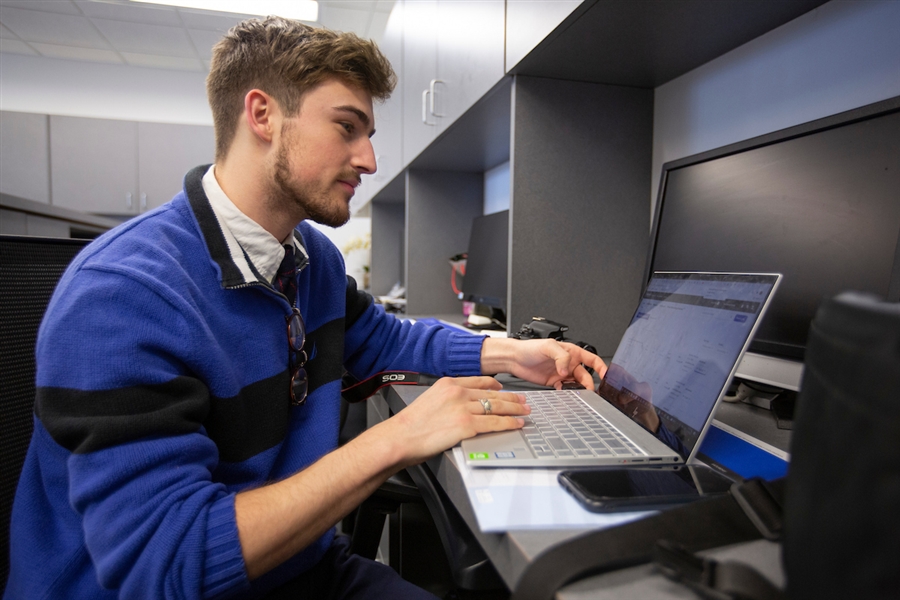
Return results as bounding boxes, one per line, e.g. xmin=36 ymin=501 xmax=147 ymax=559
xmin=291 ymin=366 xmax=308 ymax=406
xmin=286 ymin=309 xmax=307 ymax=406
xmin=288 ymin=311 xmax=305 ymax=351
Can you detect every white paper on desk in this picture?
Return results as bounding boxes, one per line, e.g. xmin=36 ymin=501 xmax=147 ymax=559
xmin=451 ymin=447 xmax=653 ymax=533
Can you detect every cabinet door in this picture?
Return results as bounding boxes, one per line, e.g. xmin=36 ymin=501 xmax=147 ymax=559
xmin=0 ymin=111 xmax=51 ymax=204
xmin=436 ymin=0 xmax=505 ymax=133
xmin=353 ymin=2 xmax=405 ymax=211
xmin=401 ymin=0 xmax=438 ymax=165
xmin=505 ymin=0 xmax=584 ymax=71
xmin=371 ymin=2 xmax=403 ymax=187
xmin=50 ymin=116 xmax=139 ymax=214
xmin=138 ymin=122 xmax=215 ymax=211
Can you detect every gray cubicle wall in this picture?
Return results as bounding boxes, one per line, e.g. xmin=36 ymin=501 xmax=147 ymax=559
xmin=0 ymin=112 xmax=51 ymax=205
xmin=509 ymin=76 xmax=653 ymax=357
xmin=405 ymin=170 xmax=483 ymax=316
xmin=371 ymin=176 xmax=406 ymax=297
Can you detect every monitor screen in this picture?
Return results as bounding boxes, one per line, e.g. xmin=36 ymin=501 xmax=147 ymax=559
xmin=646 ymin=97 xmax=900 ymax=373
xmin=462 ymin=210 xmax=509 ymax=311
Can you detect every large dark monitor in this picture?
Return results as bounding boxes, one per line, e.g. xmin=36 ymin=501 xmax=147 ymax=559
xmin=462 ymin=210 xmax=509 ymax=316
xmin=645 ymin=96 xmax=900 ymax=391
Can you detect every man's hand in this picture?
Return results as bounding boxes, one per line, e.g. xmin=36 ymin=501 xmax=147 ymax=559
xmin=480 ymin=337 xmax=608 ymax=390
xmin=382 ymin=376 xmax=529 ymax=468
xmin=236 ymin=374 xmax=526 ymax=580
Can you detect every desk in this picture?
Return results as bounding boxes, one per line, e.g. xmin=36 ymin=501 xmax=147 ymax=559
xmin=369 ymin=378 xmax=788 ymax=597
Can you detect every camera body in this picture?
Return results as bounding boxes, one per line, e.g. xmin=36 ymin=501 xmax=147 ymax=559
xmin=512 ymin=317 xmax=569 ymax=341
xmin=512 ymin=317 xmax=599 ymax=376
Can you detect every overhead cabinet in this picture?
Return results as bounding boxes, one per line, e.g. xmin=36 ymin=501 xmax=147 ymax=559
xmin=505 ymin=0 xmax=585 ymax=71
xmin=50 ymin=116 xmax=139 ymax=215
xmin=49 ymin=115 xmax=214 ymax=216
xmin=137 ymin=122 xmax=216 ymax=211
xmin=0 ymin=111 xmax=51 ymax=205
xmin=355 ymin=0 xmax=509 ymax=209
xmin=401 ymin=0 xmax=505 ymax=166
xmin=353 ymin=4 xmax=405 ymax=210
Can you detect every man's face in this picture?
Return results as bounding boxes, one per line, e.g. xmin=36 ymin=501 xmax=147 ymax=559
xmin=270 ymin=78 xmax=377 ymax=228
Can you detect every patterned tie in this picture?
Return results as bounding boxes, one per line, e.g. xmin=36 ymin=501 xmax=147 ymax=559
xmin=273 ymin=245 xmax=297 ymax=304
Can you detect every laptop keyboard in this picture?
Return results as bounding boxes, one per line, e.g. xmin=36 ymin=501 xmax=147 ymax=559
xmin=522 ymin=390 xmax=646 ymax=459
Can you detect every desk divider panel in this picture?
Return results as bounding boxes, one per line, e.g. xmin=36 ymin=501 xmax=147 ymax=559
xmin=509 ymin=76 xmax=653 ymax=356
xmin=405 ymin=170 xmax=483 ymax=316
xmin=371 ymin=200 xmax=405 ymax=297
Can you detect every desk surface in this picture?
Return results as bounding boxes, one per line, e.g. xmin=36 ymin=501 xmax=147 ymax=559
xmin=374 ymin=380 xmax=788 ymax=596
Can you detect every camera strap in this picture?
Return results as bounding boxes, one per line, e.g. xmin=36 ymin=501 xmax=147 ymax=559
xmin=653 ymin=540 xmax=786 ymax=600
xmin=510 ymin=478 xmax=785 ymax=600
xmin=340 ymin=371 xmax=437 ymax=403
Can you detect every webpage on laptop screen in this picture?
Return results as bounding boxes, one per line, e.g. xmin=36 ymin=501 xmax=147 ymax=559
xmin=599 ymin=274 xmax=773 ymax=457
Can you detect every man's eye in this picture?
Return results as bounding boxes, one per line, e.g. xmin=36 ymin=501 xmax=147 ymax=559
xmin=341 ymin=122 xmax=354 ymax=134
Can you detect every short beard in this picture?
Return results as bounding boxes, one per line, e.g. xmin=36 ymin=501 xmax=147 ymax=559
xmin=272 ymin=123 xmax=352 ymax=228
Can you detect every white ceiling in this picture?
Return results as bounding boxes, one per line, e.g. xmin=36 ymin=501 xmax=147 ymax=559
xmin=0 ymin=0 xmax=395 ymax=73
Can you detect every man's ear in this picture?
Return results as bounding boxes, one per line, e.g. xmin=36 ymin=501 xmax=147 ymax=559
xmin=244 ymin=89 xmax=279 ymax=143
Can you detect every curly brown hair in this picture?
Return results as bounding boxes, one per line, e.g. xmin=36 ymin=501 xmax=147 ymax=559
xmin=206 ymin=16 xmax=397 ymax=160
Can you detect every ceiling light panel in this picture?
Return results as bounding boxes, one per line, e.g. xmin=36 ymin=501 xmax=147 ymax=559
xmin=128 ymin=0 xmax=318 ymax=21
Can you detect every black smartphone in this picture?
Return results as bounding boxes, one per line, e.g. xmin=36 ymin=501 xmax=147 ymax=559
xmin=558 ymin=465 xmax=735 ymax=513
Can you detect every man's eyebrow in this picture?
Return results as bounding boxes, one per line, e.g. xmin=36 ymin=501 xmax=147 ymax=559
xmin=334 ymin=105 xmax=370 ymax=127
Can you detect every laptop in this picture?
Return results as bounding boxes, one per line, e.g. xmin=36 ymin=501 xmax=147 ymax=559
xmin=461 ymin=271 xmax=782 ymax=468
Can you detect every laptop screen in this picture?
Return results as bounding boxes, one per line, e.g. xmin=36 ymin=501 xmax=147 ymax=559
xmin=598 ymin=272 xmax=779 ymax=459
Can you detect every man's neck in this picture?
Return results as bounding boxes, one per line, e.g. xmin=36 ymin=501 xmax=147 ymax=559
xmin=214 ymin=159 xmax=304 ymax=244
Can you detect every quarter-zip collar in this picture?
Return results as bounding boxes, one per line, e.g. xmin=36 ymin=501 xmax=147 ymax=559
xmin=184 ymin=164 xmax=309 ymax=289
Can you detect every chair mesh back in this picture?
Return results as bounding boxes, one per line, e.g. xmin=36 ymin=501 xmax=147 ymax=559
xmin=0 ymin=235 xmax=89 ymax=587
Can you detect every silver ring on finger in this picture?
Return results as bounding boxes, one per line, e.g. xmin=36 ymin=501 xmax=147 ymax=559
xmin=478 ymin=398 xmax=492 ymax=415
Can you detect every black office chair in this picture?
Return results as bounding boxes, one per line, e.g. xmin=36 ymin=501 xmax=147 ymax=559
xmin=0 ymin=235 xmax=90 ymax=590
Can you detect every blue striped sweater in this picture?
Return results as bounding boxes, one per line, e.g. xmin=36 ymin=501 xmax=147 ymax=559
xmin=4 ymin=165 xmax=485 ymax=599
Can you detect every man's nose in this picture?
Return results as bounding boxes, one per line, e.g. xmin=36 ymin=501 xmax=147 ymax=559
xmin=353 ymin=137 xmax=377 ymax=175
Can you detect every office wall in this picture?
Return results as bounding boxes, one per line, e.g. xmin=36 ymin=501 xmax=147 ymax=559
xmin=652 ymin=0 xmax=900 ymax=215
xmin=0 ymin=53 xmax=211 ymax=125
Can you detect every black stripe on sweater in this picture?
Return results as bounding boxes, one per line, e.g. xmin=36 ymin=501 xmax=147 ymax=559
xmin=37 ymin=377 xmax=211 ymax=455
xmin=345 ymin=276 xmax=373 ymax=330
xmin=37 ymin=372 xmax=295 ymax=461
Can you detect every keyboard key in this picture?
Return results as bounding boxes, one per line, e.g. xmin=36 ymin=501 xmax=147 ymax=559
xmin=546 ymin=437 xmax=569 ymax=451
xmin=520 ymin=390 xmax=642 ymax=460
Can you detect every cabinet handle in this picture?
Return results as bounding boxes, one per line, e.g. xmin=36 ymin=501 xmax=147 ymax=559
xmin=429 ymin=79 xmax=445 ymax=117
xmin=422 ymin=89 xmax=435 ymax=126
xmin=126 ymin=192 xmax=133 ymax=210
xmin=140 ymin=193 xmax=147 ymax=212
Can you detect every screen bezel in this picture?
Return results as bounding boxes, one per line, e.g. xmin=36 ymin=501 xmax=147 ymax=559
xmin=643 ymin=96 xmax=900 ymax=363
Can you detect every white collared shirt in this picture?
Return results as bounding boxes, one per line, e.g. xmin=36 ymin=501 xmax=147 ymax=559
xmin=201 ymin=165 xmax=299 ymax=285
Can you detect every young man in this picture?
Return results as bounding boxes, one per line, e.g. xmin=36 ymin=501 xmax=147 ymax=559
xmin=5 ymin=17 xmax=606 ymax=599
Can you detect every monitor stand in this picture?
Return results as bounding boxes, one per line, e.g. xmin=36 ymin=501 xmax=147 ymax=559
xmin=464 ymin=307 xmax=506 ymax=331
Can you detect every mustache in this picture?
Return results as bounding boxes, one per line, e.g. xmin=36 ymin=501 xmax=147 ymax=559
xmin=339 ymin=171 xmax=362 ymax=188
